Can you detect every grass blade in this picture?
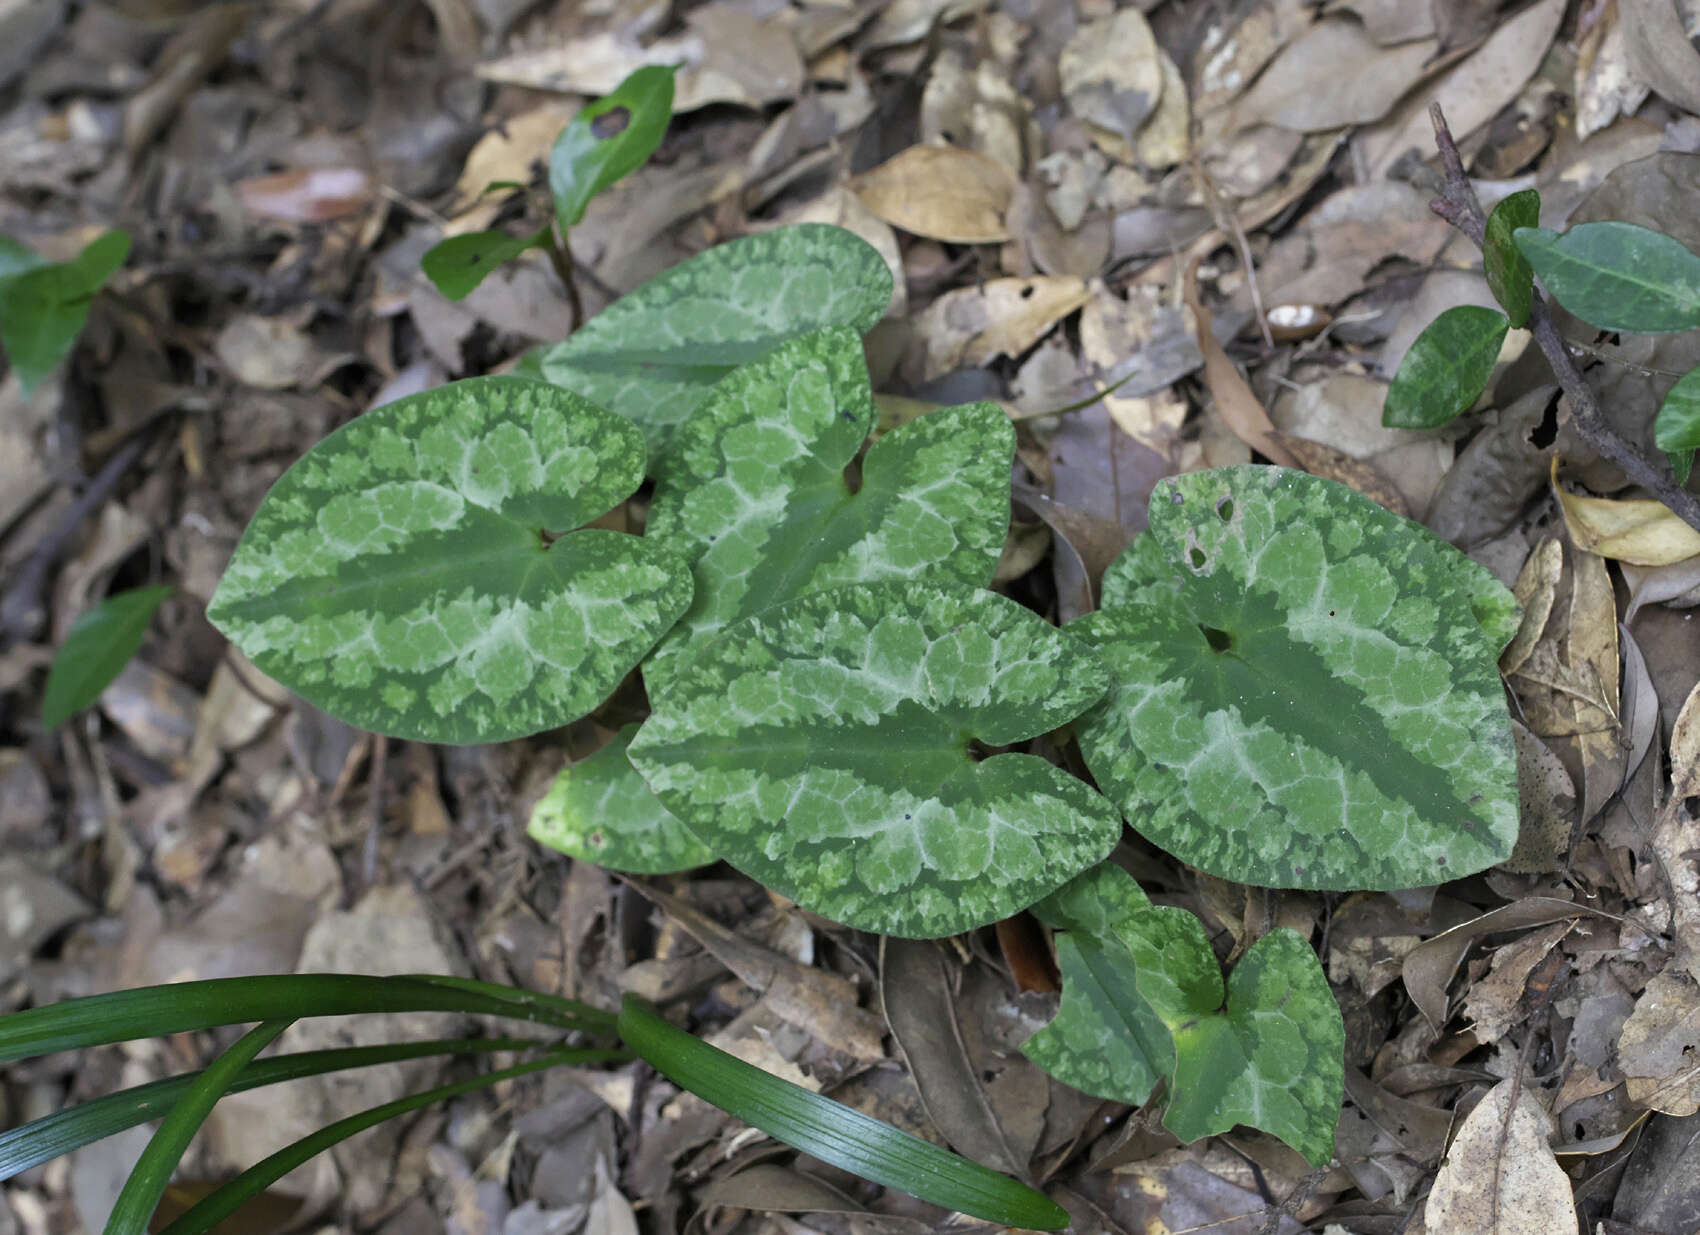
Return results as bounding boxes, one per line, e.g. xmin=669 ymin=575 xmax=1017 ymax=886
xmin=153 ymin=1048 xmax=604 ymax=1235
xmin=0 ymin=1037 xmax=581 ymax=1182
xmin=617 ymin=995 xmax=1069 ymax=1230
xmin=104 ymin=1020 xmax=292 ymax=1235
xmin=0 ymin=974 xmax=615 ymax=1064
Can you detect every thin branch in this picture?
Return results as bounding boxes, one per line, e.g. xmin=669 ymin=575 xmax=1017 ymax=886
xmin=1426 ymin=103 xmax=1700 ymax=535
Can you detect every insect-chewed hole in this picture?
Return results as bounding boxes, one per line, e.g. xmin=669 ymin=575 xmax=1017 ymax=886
xmin=1215 ymin=495 xmax=1234 ymax=522
xmin=1188 ymin=546 xmax=1207 ymax=569
xmin=591 ymin=106 xmax=631 ymax=139
xmin=1199 ymin=625 xmax=1232 ymax=653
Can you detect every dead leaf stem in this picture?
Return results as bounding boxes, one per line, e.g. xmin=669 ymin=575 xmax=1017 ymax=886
xmin=1426 ymin=103 xmax=1700 ymax=536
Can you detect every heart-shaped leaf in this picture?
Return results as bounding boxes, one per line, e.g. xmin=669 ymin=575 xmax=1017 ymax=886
xmin=529 ymin=725 xmax=711 ymax=873
xmin=1022 ymin=865 xmax=1342 ymax=1167
xmin=421 ymin=227 xmax=545 ymax=301
xmin=1077 ymin=466 xmax=1519 ymax=890
xmin=534 ymin=225 xmax=892 ymax=455
xmin=628 ymin=581 xmax=1119 ymax=937
xmin=42 ymin=585 xmax=173 ymax=729
xmin=208 ymin=377 xmax=692 ymax=743
xmin=1382 ymin=304 xmax=1508 ymax=430
xmin=1514 ymin=221 xmax=1700 ymax=333
xmin=1484 ymin=189 xmax=1539 ymax=328
xmin=551 ymin=64 xmax=676 ymax=231
xmin=0 ymin=229 xmax=130 ymax=394
xmin=1019 ymin=866 xmax=1172 ymax=1107
xmin=644 ymin=326 xmax=1013 ymax=688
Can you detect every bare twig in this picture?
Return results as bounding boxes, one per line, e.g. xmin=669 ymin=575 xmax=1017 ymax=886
xmin=1426 ymin=103 xmax=1700 ymax=536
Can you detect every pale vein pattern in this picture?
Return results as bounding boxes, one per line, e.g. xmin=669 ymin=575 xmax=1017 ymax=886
xmin=208 ymin=377 xmax=691 ymax=743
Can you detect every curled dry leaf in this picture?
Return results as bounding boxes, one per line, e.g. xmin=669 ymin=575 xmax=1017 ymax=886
xmin=1552 ymin=458 xmax=1700 ymax=565
xmin=1182 ymin=253 xmax=1298 ymax=468
xmin=1501 ymin=538 xmax=1562 ymax=678
xmin=1619 ymin=969 xmax=1700 ymax=1115
xmin=234 ymin=167 xmax=374 ymax=223
xmin=912 ymin=276 xmax=1090 ymax=380
xmin=1423 ymin=1080 xmax=1579 ymax=1235
xmin=851 ymin=144 xmax=1016 ymax=244
xmin=1402 ymin=898 xmax=1599 ymax=1030
xmin=1620 ymin=0 xmax=1700 ymax=116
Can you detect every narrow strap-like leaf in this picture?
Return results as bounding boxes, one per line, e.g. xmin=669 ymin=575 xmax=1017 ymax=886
xmin=617 ymin=995 xmax=1069 ymax=1230
xmin=153 ymin=1048 xmax=603 ymax=1235
xmin=105 ymin=1019 xmax=293 ymax=1235
xmin=0 ymin=1037 xmax=585 ymax=1181
xmin=0 ymin=974 xmax=615 ymax=1063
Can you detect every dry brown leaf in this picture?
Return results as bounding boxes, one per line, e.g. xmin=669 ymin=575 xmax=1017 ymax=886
xmin=1270 ymin=433 xmax=1411 ymax=518
xmin=1554 ymin=460 xmax=1700 ymax=564
xmin=920 ymin=46 xmax=1029 ymax=178
xmin=445 ymin=102 xmax=578 ymax=234
xmin=234 ymin=167 xmax=374 ymax=223
xmin=1182 ymin=252 xmax=1298 ymax=468
xmin=1502 ymin=539 xmax=1563 ymax=677
xmin=1360 ymin=0 xmax=1566 ymax=179
xmin=1567 ymin=545 xmax=1624 ymax=823
xmin=1651 ymin=679 xmax=1700 ymax=974
xmin=1233 ymin=19 xmax=1436 ymax=132
xmin=1060 ymin=9 xmax=1162 ymax=139
xmin=1461 ymin=919 xmax=1574 ymax=1043
xmin=1621 ymin=0 xmax=1700 ymax=116
xmin=1191 ymin=0 xmax=1313 ymax=116
xmin=1619 ymin=969 xmax=1700 ymax=1115
xmin=1423 ymin=1080 xmax=1579 ymax=1235
xmin=851 ymin=144 xmax=1016 ymax=244
xmin=1575 ymin=2 xmax=1653 ymax=139
xmin=1136 ymin=49 xmax=1192 ymax=169
xmin=912 ymin=275 xmax=1089 ymax=380
xmin=1402 ymin=899 xmax=1598 ymax=1030
xmin=1326 ymin=0 xmax=1434 ymax=44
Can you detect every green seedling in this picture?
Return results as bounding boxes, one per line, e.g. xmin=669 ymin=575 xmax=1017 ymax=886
xmin=10 ymin=222 xmax=1535 ymax=1229
xmin=41 ymin=585 xmax=173 ymax=729
xmin=0 ymin=229 xmax=130 ymax=393
xmin=421 ymin=65 xmax=676 ymax=305
xmin=1384 ymin=194 xmax=1700 ymax=484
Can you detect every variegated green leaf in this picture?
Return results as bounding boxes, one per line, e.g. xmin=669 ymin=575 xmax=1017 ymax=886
xmin=1022 ymin=865 xmax=1342 ymax=1167
xmin=644 ymin=326 xmax=1013 ymax=689
xmin=208 ymin=377 xmax=692 ymax=744
xmin=627 ymin=581 xmax=1119 ymax=938
xmin=528 ymin=725 xmax=711 ymax=873
xmin=1077 ymin=466 xmax=1519 ymax=890
xmin=1019 ymin=866 xmax=1171 ymax=1107
xmin=535 ymin=225 xmax=891 ymax=455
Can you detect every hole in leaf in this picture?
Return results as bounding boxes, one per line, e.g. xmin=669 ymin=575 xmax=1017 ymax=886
xmin=591 ymin=107 xmax=631 ymax=139
xmin=1019 ymin=285 xmax=1035 ymax=300
xmin=1529 ymin=389 xmax=1561 ymax=448
xmin=1188 ymin=546 xmax=1207 ymax=569
xmin=1215 ymin=495 xmax=1234 ymax=521
xmin=1199 ymin=625 xmax=1232 ymax=653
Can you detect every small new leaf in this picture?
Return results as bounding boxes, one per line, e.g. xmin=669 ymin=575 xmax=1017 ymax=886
xmin=207 ymin=377 xmax=692 ymax=743
xmin=1483 ymin=189 xmax=1539 ymax=328
xmin=1514 ymin=221 xmax=1700 ymax=333
xmin=529 ymin=725 xmax=712 ymax=873
xmin=629 ymin=581 xmax=1119 ymax=937
xmin=1653 ymin=365 xmax=1700 ymax=453
xmin=1078 ymin=467 xmax=1520 ymax=891
xmin=0 ymin=229 xmax=130 ymax=393
xmin=422 ymin=228 xmax=546 ymax=301
xmin=551 ymin=65 xmax=676 ymax=231
xmin=1382 ymin=305 xmax=1508 ymax=430
xmin=42 ymin=585 xmax=173 ymax=729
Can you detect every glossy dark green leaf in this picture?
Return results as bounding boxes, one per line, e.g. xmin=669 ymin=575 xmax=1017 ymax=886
xmin=42 ymin=585 xmax=173 ymax=729
xmin=421 ymin=227 xmax=546 ymax=300
xmin=104 ymin=1020 xmax=292 ymax=1235
xmin=0 ymin=1038 xmax=574 ymax=1181
xmin=1483 ymin=189 xmax=1539 ymax=328
xmin=551 ymin=65 xmax=676 ymax=231
xmin=0 ymin=973 xmax=613 ymax=1065
xmin=1382 ymin=305 xmax=1508 ymax=430
xmin=1653 ymin=365 xmax=1700 ymax=454
xmin=153 ymin=1049 xmax=598 ymax=1235
xmin=0 ymin=228 xmax=129 ymax=393
xmin=1514 ymin=221 xmax=1700 ymax=333
xmin=617 ymin=995 xmax=1068 ymax=1229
